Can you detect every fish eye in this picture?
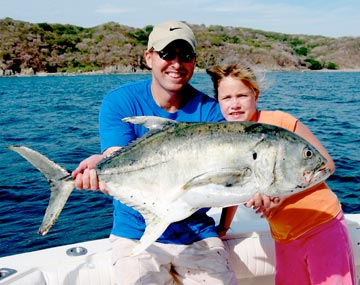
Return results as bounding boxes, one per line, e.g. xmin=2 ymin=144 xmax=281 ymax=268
xmin=252 ymin=152 xmax=257 ymax=160
xmin=303 ymin=148 xmax=313 ymax=159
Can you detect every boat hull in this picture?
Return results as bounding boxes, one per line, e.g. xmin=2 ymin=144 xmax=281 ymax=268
xmin=1 ymin=207 xmax=359 ymax=285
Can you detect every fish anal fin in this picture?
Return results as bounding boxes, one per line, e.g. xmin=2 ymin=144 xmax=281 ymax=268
xmin=183 ymin=167 xmax=252 ymax=190
xmin=130 ymin=217 xmax=171 ymax=256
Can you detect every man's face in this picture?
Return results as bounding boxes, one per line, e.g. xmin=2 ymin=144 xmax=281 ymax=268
xmin=145 ymin=40 xmax=196 ymax=94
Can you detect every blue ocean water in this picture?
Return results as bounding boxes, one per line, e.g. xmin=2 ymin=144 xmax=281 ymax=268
xmin=0 ymin=72 xmax=359 ymax=258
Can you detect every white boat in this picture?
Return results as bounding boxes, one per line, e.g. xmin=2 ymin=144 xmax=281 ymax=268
xmin=1 ymin=206 xmax=359 ymax=285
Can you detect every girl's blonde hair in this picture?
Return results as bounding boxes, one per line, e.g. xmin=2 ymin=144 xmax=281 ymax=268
xmin=206 ymin=64 xmax=261 ymax=100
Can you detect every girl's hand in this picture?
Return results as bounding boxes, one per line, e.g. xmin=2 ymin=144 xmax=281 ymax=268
xmin=245 ymin=193 xmax=282 ymax=218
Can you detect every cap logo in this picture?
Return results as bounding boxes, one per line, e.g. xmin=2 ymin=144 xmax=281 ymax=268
xmin=169 ymin=27 xmax=182 ymax=31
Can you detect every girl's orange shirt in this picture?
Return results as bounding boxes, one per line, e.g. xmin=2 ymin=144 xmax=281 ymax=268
xmin=259 ymin=110 xmax=341 ymax=242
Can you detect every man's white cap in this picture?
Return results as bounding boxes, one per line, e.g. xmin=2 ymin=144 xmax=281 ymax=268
xmin=147 ymin=20 xmax=197 ymax=52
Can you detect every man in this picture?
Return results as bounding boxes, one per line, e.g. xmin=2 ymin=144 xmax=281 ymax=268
xmin=72 ymin=20 xmax=237 ymax=284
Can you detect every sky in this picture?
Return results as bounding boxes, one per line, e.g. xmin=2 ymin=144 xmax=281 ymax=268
xmin=0 ymin=0 xmax=359 ymax=38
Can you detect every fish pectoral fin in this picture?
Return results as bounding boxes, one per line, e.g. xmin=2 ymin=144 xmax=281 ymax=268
xmin=130 ymin=218 xmax=171 ymax=256
xmin=122 ymin=116 xmax=177 ymax=130
xmin=183 ymin=167 xmax=252 ymax=190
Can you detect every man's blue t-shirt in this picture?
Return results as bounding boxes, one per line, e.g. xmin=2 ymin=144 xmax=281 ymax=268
xmin=99 ymin=79 xmax=224 ymax=244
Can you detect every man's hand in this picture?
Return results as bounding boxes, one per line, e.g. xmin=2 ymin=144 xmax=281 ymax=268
xmin=72 ymin=154 xmax=104 ymax=191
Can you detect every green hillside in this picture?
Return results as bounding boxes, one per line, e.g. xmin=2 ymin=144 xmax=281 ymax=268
xmin=1 ymin=18 xmax=359 ymax=75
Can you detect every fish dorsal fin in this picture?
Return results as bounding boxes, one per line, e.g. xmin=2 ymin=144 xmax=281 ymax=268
xmin=122 ymin=116 xmax=177 ymax=130
xmin=130 ymin=216 xmax=171 ymax=256
xmin=183 ymin=167 xmax=253 ymax=190
xmin=98 ymin=116 xmax=177 ymax=166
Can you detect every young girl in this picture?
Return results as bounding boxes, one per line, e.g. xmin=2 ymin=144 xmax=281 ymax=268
xmin=206 ymin=64 xmax=355 ymax=285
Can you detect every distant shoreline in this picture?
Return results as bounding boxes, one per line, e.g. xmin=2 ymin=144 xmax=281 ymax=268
xmin=1 ymin=68 xmax=360 ymax=78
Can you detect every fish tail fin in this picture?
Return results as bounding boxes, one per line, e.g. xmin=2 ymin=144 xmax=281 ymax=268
xmin=7 ymin=145 xmax=74 ymax=235
xmin=130 ymin=218 xmax=171 ymax=256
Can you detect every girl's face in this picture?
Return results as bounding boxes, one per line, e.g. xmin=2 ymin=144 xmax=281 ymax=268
xmin=217 ymin=76 xmax=258 ymax=122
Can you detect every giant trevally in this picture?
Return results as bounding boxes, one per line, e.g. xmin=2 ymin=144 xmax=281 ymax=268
xmin=8 ymin=116 xmax=331 ymax=255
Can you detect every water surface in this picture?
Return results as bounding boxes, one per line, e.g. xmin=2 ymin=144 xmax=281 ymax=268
xmin=0 ymin=72 xmax=359 ymax=257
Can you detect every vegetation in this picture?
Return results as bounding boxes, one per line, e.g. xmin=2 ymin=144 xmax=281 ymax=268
xmin=304 ymin=58 xmax=323 ymax=70
xmin=1 ymin=18 xmax=359 ymax=75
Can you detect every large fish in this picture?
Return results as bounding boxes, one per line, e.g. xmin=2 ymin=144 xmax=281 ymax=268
xmin=8 ymin=116 xmax=331 ymax=255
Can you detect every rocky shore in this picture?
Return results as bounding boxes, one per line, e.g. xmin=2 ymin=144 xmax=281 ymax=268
xmin=2 ymin=67 xmax=360 ymax=77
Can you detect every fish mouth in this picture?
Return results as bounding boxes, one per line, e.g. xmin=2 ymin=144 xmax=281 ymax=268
xmin=304 ymin=166 xmax=331 ymax=186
